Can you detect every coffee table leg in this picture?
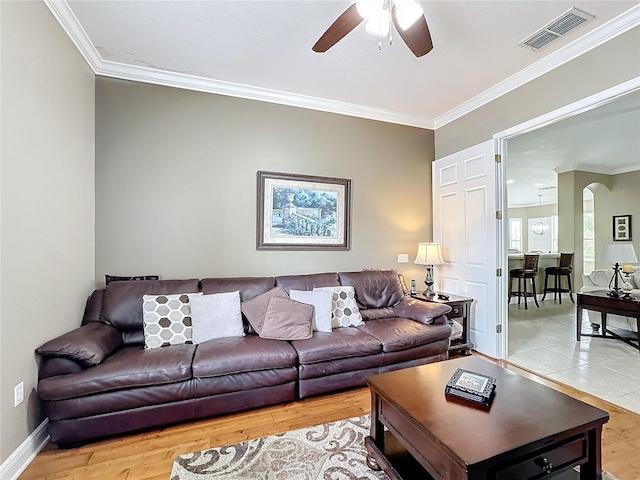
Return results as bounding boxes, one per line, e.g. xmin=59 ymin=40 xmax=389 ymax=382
xmin=367 ymin=391 xmax=384 ymax=471
xmin=580 ymin=426 xmax=603 ymax=480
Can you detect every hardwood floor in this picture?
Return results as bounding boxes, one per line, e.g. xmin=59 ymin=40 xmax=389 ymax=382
xmin=20 ymin=359 xmax=640 ymax=480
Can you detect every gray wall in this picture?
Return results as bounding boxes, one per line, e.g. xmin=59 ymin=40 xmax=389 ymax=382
xmin=592 ymin=170 xmax=640 ymax=269
xmin=95 ymin=77 xmax=434 ymax=286
xmin=436 ymin=26 xmax=640 ymax=158
xmin=0 ymin=0 xmax=95 ymax=464
xmin=556 ymin=170 xmax=640 ymax=288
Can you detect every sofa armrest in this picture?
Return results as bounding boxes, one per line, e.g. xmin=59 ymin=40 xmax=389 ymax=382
xmin=393 ymin=298 xmax=451 ymax=324
xmin=36 ymin=322 xmax=122 ymax=368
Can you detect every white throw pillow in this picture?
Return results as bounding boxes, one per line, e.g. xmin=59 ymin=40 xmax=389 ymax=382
xmin=142 ymin=293 xmax=202 ymax=349
xmin=314 ymin=286 xmax=363 ymax=328
xmin=190 ymin=291 xmax=244 ymax=344
xmin=588 ymin=269 xmax=614 ymax=287
xmin=289 ymin=289 xmax=333 ymax=333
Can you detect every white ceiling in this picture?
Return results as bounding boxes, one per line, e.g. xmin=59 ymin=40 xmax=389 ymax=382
xmin=58 ymin=0 xmax=640 ymax=128
xmin=506 ymin=91 xmax=640 ymax=207
xmin=49 ymin=1 xmax=640 ymax=209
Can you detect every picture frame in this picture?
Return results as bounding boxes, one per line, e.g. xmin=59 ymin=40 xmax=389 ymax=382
xmin=256 ymin=171 xmax=351 ymax=251
xmin=612 ymin=214 xmax=632 ymax=242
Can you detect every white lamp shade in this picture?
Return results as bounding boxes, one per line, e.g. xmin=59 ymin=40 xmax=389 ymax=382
xmin=414 ymin=243 xmax=444 ymax=265
xmin=599 ymin=243 xmax=638 ymax=263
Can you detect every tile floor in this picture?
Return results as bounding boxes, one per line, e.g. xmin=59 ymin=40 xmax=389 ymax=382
xmin=507 ymin=295 xmax=640 ymax=414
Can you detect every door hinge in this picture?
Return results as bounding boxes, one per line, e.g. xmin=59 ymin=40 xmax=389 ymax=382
xmin=495 ymin=154 xmax=502 ymax=164
xmin=497 ymin=268 xmax=502 ymax=277
xmin=496 ymin=211 xmax=502 ymax=220
xmin=497 ymin=324 xmax=502 ymax=334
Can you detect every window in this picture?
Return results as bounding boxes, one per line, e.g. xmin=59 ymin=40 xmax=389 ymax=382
xmin=509 ymin=218 xmax=522 ymax=251
xmin=584 ymin=212 xmax=595 ymax=273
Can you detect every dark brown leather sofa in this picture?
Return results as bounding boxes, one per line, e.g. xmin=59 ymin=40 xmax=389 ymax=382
xmin=36 ymin=270 xmax=451 ymax=446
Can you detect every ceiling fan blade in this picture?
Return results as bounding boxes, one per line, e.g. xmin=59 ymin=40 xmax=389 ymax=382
xmin=313 ymin=3 xmax=363 ymax=53
xmin=392 ymin=6 xmax=433 ymax=57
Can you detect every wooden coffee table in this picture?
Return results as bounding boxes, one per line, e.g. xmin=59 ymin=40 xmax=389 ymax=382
xmin=365 ymin=357 xmax=609 ymax=480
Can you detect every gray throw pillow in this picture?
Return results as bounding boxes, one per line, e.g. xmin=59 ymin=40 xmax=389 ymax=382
xmin=314 ymin=286 xmax=363 ymax=328
xmin=240 ymin=287 xmax=289 ymax=334
xmin=191 ymin=291 xmax=244 ymax=344
xmin=142 ymin=293 xmax=202 ymax=349
xmin=259 ymin=297 xmax=313 ymax=341
xmin=289 ymin=289 xmax=332 ymax=333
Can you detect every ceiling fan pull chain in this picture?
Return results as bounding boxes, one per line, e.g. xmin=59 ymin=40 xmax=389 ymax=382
xmin=378 ymin=35 xmax=382 ymax=50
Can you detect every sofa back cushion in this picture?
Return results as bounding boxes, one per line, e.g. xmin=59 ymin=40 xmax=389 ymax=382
xmin=102 ymin=279 xmax=200 ymax=333
xmin=275 ymin=272 xmax=340 ymax=293
xmin=338 ymin=270 xmax=404 ymax=309
xmin=81 ymin=289 xmax=105 ymax=326
xmin=200 ymin=277 xmax=275 ymax=302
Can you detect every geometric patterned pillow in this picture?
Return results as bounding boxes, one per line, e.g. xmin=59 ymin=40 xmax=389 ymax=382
xmin=313 ymin=286 xmax=363 ymax=328
xmin=142 ymin=293 xmax=202 ymax=349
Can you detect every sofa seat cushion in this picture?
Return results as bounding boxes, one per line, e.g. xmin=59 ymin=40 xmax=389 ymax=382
xmin=358 ymin=318 xmax=452 ymax=353
xmin=38 ymin=344 xmax=195 ymax=401
xmin=291 ymin=328 xmax=381 ymax=364
xmin=192 ymin=335 xmax=297 ymax=378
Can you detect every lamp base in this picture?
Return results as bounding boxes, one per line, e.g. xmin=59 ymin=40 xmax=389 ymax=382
xmin=424 ymin=265 xmax=436 ymax=297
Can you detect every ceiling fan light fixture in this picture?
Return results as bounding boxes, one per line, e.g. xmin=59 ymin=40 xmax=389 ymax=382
xmin=356 ymin=0 xmax=384 ymax=20
xmin=365 ymin=9 xmax=390 ymax=37
xmin=394 ymin=1 xmax=423 ymax=30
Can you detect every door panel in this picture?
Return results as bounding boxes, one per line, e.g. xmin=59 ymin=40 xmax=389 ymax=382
xmin=433 ymin=140 xmax=498 ymax=357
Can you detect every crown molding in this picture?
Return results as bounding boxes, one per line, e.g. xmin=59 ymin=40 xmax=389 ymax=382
xmin=434 ymin=4 xmax=640 ymax=129
xmin=44 ymin=0 xmax=102 ymax=71
xmin=95 ymin=61 xmax=435 ymax=129
xmin=46 ymin=0 xmax=637 ymax=131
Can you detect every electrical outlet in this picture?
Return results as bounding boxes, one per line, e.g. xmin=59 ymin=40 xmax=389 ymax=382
xmin=397 ymin=253 xmax=409 ymax=263
xmin=14 ymin=382 xmax=24 ymax=407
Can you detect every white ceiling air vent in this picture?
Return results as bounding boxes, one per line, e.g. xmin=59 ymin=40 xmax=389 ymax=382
xmin=519 ymin=8 xmax=595 ymax=51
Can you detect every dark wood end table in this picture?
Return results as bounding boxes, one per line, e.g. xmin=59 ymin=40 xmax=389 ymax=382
xmin=576 ymin=290 xmax=640 ymax=351
xmin=411 ymin=293 xmax=474 ymax=355
xmin=365 ymin=356 xmax=609 ymax=480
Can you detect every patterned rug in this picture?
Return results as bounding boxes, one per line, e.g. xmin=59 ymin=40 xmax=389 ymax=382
xmin=170 ymin=415 xmax=619 ymax=480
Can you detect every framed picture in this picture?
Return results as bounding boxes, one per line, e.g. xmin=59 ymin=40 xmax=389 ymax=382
xmin=613 ymin=215 xmax=632 ymax=241
xmin=256 ymin=171 xmax=351 ymax=251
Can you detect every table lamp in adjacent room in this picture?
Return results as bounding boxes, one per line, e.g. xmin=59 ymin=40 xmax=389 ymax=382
xmin=598 ymin=243 xmax=638 ymax=297
xmin=414 ymin=243 xmax=444 ymax=297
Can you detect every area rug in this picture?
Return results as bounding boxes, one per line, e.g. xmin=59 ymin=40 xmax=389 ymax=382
xmin=170 ymin=415 xmax=619 ymax=480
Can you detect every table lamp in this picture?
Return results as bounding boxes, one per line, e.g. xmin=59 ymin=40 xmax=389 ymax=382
xmin=414 ymin=243 xmax=444 ymax=297
xmin=598 ymin=243 xmax=638 ymax=297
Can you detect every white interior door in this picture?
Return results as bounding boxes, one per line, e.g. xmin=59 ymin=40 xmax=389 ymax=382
xmin=433 ymin=140 xmax=499 ymax=357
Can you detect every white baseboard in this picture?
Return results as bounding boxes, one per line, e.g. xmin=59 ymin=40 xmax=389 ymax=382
xmin=0 ymin=419 xmax=49 ymax=480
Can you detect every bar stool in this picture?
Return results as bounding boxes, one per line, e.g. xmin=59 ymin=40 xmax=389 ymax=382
xmin=542 ymin=252 xmax=574 ymax=304
xmin=509 ymin=254 xmax=540 ymax=309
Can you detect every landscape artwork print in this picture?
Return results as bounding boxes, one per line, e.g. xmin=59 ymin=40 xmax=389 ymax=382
xmin=257 ymin=171 xmax=351 ymax=250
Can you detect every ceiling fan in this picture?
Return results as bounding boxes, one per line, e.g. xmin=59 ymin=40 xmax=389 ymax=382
xmin=312 ymin=0 xmax=433 ymax=57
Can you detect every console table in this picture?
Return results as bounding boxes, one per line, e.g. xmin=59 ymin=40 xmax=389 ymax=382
xmin=576 ymin=290 xmax=639 ymax=351
xmin=411 ymin=292 xmax=474 ymax=355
